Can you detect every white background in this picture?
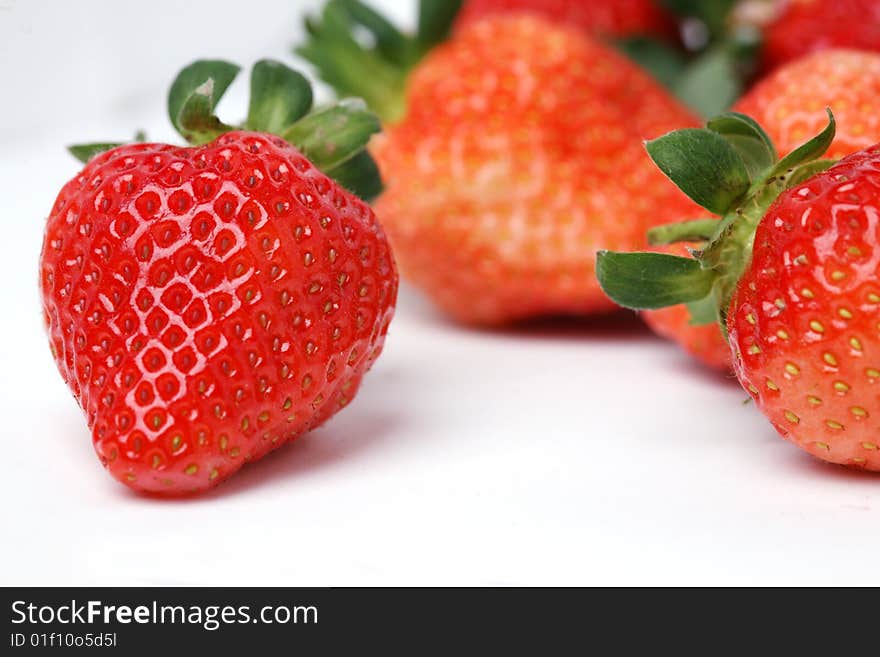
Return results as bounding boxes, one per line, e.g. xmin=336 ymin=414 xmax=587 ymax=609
xmin=2 ymin=0 xmax=879 ymax=586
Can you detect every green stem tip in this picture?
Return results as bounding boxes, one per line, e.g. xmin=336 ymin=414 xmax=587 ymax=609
xmin=68 ymin=58 xmax=384 ymax=203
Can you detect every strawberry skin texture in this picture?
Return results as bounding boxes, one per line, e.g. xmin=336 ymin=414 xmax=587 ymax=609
xmin=373 ymin=16 xmax=702 ymax=324
xmin=728 ymin=145 xmax=880 ymax=470
xmin=641 ymin=243 xmax=731 ymax=371
xmin=40 ymin=132 xmax=398 ymax=494
xmin=735 ymin=50 xmax=880 ymax=160
xmin=455 ymin=0 xmax=675 ymax=38
xmin=762 ymin=0 xmax=880 ymax=71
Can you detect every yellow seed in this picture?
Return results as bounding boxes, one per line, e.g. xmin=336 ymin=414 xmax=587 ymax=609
xmin=784 ymin=363 xmax=800 ymax=376
xmin=802 ymin=287 xmax=815 ymax=299
xmin=219 ymin=435 xmax=228 ymax=451
xmin=748 ymin=344 xmax=761 ymax=355
xmin=815 ymin=442 xmax=831 ymax=451
xmin=748 ymin=384 xmax=759 ymax=394
xmin=777 ymin=330 xmax=790 ymax=340
xmin=853 ymin=457 xmax=867 ymax=464
xmin=807 ymin=395 xmax=822 ymax=406
xmin=867 ymin=368 xmax=880 ymax=379
xmin=171 ymin=435 xmax=182 ymax=451
xmin=209 ymin=468 xmax=219 ymax=480
xmin=833 ymin=381 xmax=850 ymax=393
xmin=862 ymin=442 xmax=878 ymax=450
xmin=838 ymin=308 xmax=854 ymax=319
xmin=184 ymin=464 xmax=198 ymax=475
xmin=784 ymin=410 xmax=799 ymax=424
xmin=241 ymin=417 xmax=250 ymax=431
xmin=823 ymin=353 xmax=838 ymax=366
xmin=151 ymin=455 xmax=161 ymax=470
xmin=230 ymin=447 xmax=240 ymax=457
xmin=826 ymin=420 xmax=844 ymax=430
xmin=809 ymin=320 xmax=825 ymax=333
xmin=282 ymin=398 xmax=292 ymax=410
xmin=766 ymin=379 xmax=779 ymax=391
xmin=850 ymin=406 xmax=868 ymax=418
xmin=258 ymin=411 xmax=270 ymax=423
xmin=869 ymin=293 xmax=880 ymax=303
xmin=847 ymin=246 xmax=863 ymax=256
xmin=774 ymin=298 xmax=786 ymax=309
xmin=746 ymin=312 xmax=756 ymax=325
xmin=831 ymin=270 xmax=847 ymax=281
xmin=850 ymin=337 xmax=863 ymax=351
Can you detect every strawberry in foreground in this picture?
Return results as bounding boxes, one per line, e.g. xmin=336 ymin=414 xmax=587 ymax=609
xmin=40 ymin=60 xmax=398 ymax=494
xmin=454 ymin=0 xmax=675 ymax=39
xmin=299 ymin=2 xmax=703 ymax=324
xmin=598 ymin=109 xmax=880 ymax=470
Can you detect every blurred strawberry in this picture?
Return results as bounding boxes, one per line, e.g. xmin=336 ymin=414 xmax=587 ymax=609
xmin=735 ymin=49 xmax=880 ymax=159
xmin=761 ymin=0 xmax=880 ymax=71
xmin=299 ymin=4 xmax=701 ymax=324
xmin=455 ymin=0 xmax=676 ymax=39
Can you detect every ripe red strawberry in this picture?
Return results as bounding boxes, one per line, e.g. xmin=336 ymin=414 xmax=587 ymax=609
xmin=761 ymin=0 xmax=880 ymax=71
xmin=728 ymin=143 xmax=880 ymax=468
xmin=300 ymin=9 xmax=702 ymax=324
xmin=735 ymin=49 xmax=880 ymax=159
xmin=455 ymin=0 xmax=675 ymax=38
xmin=598 ymin=109 xmax=880 ymax=470
xmin=41 ymin=60 xmax=397 ymax=494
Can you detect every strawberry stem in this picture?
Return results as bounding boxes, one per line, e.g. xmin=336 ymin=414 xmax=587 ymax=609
xmin=598 ymin=109 xmax=839 ymax=331
xmin=647 ymin=218 xmax=719 ymax=245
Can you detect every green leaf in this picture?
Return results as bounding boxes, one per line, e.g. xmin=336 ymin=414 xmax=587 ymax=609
xmin=673 ymin=47 xmax=741 ymax=118
xmin=615 ymin=37 xmax=687 ymax=90
xmin=338 ymin=0 xmax=412 ymax=66
xmin=646 ymin=128 xmax=751 ymax=215
xmin=281 ymin=98 xmax=381 ymax=171
xmin=324 ymin=150 xmax=384 ymax=202
xmin=247 ymin=60 xmax=313 ymax=134
xmin=168 ymin=60 xmax=240 ymax=144
xmin=68 ymin=142 xmax=124 ymax=164
xmin=647 ymin=218 xmax=719 ymax=246
xmin=296 ymin=2 xmax=408 ymax=123
xmin=768 ymin=109 xmax=836 ymax=177
xmin=706 ymin=112 xmax=777 ymax=179
xmin=685 ymin=295 xmax=720 ymax=326
xmin=596 ymin=251 xmax=717 ymax=310
xmin=417 ymin=0 xmax=463 ymax=51
xmin=67 ymin=131 xmax=146 ymax=164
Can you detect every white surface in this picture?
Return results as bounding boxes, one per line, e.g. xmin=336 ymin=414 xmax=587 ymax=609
xmin=2 ymin=0 xmax=880 ymax=587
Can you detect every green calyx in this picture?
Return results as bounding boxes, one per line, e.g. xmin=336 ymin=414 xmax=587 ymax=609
xmin=597 ymin=109 xmax=838 ymax=334
xmin=296 ymin=0 xmax=463 ymax=124
xmin=69 ymin=59 xmax=383 ymax=202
